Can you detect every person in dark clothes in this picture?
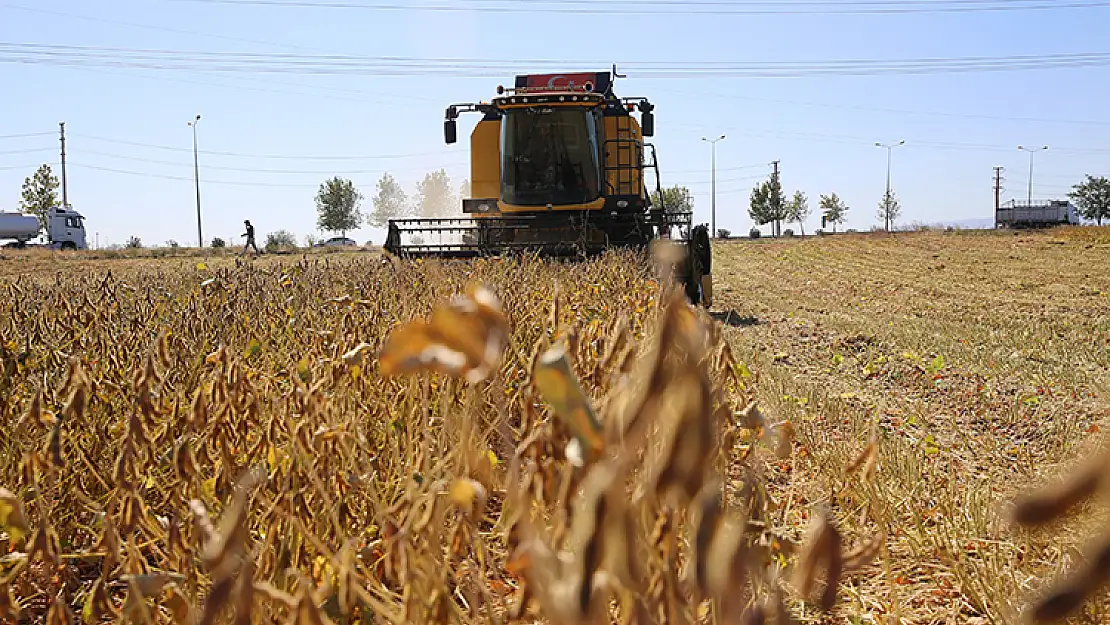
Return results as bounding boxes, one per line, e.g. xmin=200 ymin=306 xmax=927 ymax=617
xmin=242 ymin=219 xmax=260 ymax=254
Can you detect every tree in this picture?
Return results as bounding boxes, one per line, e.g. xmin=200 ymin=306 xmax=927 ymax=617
xmin=786 ymin=190 xmax=811 ymax=236
xmin=650 ymin=185 xmax=694 ymax=215
xmin=368 ymin=172 xmax=410 ymax=227
xmin=877 ymin=189 xmax=902 ymax=231
xmin=265 ymin=230 xmax=298 ymax=252
xmin=211 ymin=237 xmax=226 ymax=248
xmin=460 ymin=179 xmax=472 ymax=200
xmin=316 ymin=177 xmax=364 ymax=238
xmin=819 ymin=193 xmax=848 ymax=233
xmin=415 ymin=169 xmax=455 ymax=218
xmin=20 ymin=164 xmax=60 ymax=232
xmin=749 ymin=175 xmax=786 ymax=234
xmin=126 ymin=236 xmax=142 ymax=249
xmin=1068 ymin=175 xmax=1110 ymax=226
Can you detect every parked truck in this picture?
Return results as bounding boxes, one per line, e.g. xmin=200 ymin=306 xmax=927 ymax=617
xmin=996 ymin=199 xmax=1080 ymax=229
xmin=0 ymin=206 xmax=88 ymax=250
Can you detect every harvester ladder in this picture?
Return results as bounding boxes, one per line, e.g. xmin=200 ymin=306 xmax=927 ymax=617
xmin=604 ymin=114 xmax=639 ymax=197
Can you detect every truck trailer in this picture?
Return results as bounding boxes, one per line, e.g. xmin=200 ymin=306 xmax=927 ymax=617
xmin=0 ymin=206 xmax=89 ymax=250
xmin=996 ymin=200 xmax=1080 ymax=229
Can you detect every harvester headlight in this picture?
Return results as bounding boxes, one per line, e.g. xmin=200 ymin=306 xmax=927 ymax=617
xmin=559 ymin=95 xmax=566 ymax=102
xmin=478 ymin=203 xmax=491 ymax=212
xmin=571 ymin=95 xmax=578 ymax=101
xmin=617 ymin=200 xmax=629 ymax=208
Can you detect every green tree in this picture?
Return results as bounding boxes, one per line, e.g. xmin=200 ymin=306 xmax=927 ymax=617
xmin=1068 ymin=174 xmax=1110 ymax=226
xmin=649 ymin=185 xmax=694 ymax=215
xmin=20 ymin=164 xmax=60 ymax=232
xmin=819 ymin=193 xmax=848 ymax=233
xmin=211 ymin=237 xmax=226 ymax=248
xmin=126 ymin=236 xmax=142 ymax=249
xmin=315 ymin=177 xmax=364 ymax=238
xmin=265 ymin=230 xmax=298 ymax=252
xmin=749 ymin=175 xmax=785 ymax=234
xmin=368 ymin=172 xmax=410 ymax=227
xmin=877 ymin=189 xmax=901 ymax=231
xmin=416 ymin=169 xmax=455 ymax=218
xmin=786 ymin=190 xmax=811 ymax=236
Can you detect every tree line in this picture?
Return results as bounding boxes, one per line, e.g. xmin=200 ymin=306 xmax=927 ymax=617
xmin=315 ymin=170 xmax=470 ymax=239
xmin=10 ymin=162 xmax=1110 ymax=249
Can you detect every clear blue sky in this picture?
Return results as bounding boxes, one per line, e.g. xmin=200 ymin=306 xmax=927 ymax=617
xmin=2 ymin=0 xmax=1109 ymax=247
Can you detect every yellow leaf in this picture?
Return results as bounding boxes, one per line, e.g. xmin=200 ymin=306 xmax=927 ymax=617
xmin=0 ymin=487 xmax=28 ymax=543
xmin=244 ymin=339 xmax=262 ymax=360
xmin=196 ymin=262 xmax=208 ymax=271
xmin=448 ymin=478 xmax=488 ymax=511
xmin=923 ymin=434 xmax=941 ymax=456
xmin=201 ymin=477 xmax=216 ymax=502
xmin=485 ymin=450 xmax=499 ymax=468
xmin=533 ymin=345 xmax=604 ymax=462
xmin=350 ymin=365 xmax=362 ymax=380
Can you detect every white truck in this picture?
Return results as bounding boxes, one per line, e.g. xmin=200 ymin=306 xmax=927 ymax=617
xmin=0 ymin=206 xmax=89 ymax=250
xmin=996 ymin=200 xmax=1081 ymax=229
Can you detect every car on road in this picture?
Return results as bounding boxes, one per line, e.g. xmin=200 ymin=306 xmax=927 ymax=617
xmin=315 ymin=236 xmax=358 ymax=248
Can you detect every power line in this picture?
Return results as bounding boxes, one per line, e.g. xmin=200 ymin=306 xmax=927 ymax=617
xmin=0 ymin=147 xmax=54 ymax=156
xmin=69 ymin=162 xmax=321 ymax=187
xmin=77 ymin=147 xmax=469 ymax=174
xmin=67 ymin=162 xmax=469 ymax=187
xmin=6 ymin=43 xmax=1110 ymax=77
xmin=167 ymin=0 xmax=1110 ymax=16
xmin=660 ymin=88 xmax=1110 ymax=127
xmin=70 ymin=132 xmax=464 ymax=160
xmin=0 ymin=132 xmax=55 ymax=141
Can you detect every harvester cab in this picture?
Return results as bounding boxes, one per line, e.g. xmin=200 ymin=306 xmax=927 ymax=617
xmin=384 ymin=68 xmax=712 ymax=306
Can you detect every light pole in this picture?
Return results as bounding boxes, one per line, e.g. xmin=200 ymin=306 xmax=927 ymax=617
xmin=189 ymin=114 xmax=203 ymax=248
xmin=1018 ymin=145 xmax=1048 ymax=204
xmin=875 ymin=140 xmax=905 ymax=231
xmin=702 ymin=135 xmax=725 ymax=237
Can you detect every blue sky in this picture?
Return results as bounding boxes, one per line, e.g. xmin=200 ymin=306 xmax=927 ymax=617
xmin=2 ymin=0 xmax=1109 ymax=247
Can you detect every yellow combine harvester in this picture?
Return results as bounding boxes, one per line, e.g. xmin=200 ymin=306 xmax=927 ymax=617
xmin=384 ymin=68 xmax=712 ymax=305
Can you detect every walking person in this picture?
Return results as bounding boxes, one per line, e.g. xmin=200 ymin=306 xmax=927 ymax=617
xmin=242 ymin=219 xmax=260 ymax=255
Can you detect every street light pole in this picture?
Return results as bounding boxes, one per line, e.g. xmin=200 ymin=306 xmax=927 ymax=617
xmin=702 ymin=135 xmax=725 ymax=238
xmin=875 ymin=140 xmax=905 ymax=231
xmin=189 ymin=115 xmax=203 ymax=248
xmin=1018 ymin=145 xmax=1048 ymax=204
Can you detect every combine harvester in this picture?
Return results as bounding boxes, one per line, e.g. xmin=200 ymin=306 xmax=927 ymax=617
xmin=383 ymin=68 xmax=713 ymax=305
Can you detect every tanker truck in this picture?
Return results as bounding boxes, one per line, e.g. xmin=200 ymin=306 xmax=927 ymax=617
xmin=0 ymin=206 xmax=88 ymax=250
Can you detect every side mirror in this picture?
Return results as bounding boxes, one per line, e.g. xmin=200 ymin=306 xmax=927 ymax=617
xmin=445 ymin=119 xmax=457 ymax=144
xmin=641 ymin=111 xmax=654 ymax=137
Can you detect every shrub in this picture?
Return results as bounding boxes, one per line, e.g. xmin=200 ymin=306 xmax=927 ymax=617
xmin=264 ymin=229 xmax=298 ymax=252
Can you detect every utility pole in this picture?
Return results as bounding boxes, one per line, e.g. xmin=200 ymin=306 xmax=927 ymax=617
xmin=59 ymin=122 xmax=69 ymax=208
xmin=702 ymin=135 xmax=725 ymax=238
xmin=876 ymin=140 xmax=905 ymax=232
xmin=771 ymin=160 xmax=781 ymax=237
xmin=189 ymin=115 xmax=203 ymax=248
xmin=993 ymin=166 xmax=1005 ymax=212
xmin=1018 ymin=145 xmax=1047 ymax=205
